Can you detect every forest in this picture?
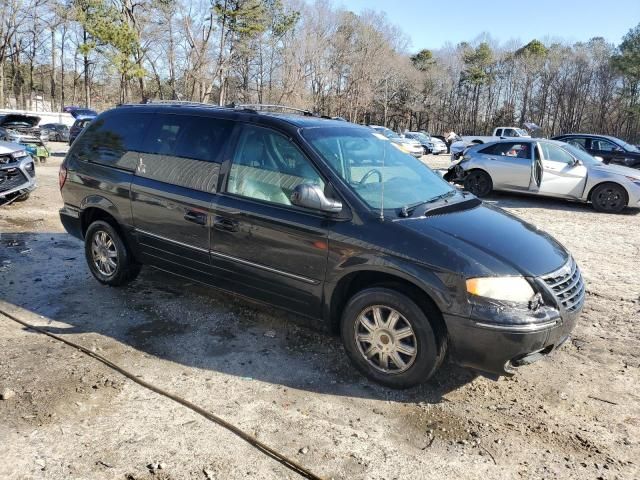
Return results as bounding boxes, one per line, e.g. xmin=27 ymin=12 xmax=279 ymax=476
xmin=1 ymin=0 xmax=639 ymax=141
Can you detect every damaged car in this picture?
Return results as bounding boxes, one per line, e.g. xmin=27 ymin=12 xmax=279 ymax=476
xmin=0 ymin=114 xmax=49 ymax=163
xmin=445 ymin=138 xmax=640 ymax=213
xmin=0 ymin=141 xmax=37 ymax=204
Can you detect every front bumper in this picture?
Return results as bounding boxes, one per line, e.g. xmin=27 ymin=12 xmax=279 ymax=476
xmin=445 ymin=257 xmax=585 ymax=376
xmin=444 ymin=307 xmax=579 ymax=375
xmin=0 ymin=157 xmax=37 ymax=199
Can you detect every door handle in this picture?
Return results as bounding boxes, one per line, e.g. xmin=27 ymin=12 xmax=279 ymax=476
xmin=184 ymin=210 xmax=207 ymax=225
xmin=213 ymin=215 xmax=239 ymax=232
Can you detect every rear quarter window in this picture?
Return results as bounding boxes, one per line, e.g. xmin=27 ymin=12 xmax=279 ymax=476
xmin=73 ymin=111 xmax=151 ymax=170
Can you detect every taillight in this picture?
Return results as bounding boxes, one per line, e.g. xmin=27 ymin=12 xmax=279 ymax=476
xmin=59 ymin=164 xmax=68 ymax=189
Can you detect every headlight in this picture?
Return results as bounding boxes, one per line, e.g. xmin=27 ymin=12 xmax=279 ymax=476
xmin=466 ymin=277 xmax=535 ymax=302
xmin=11 ymin=150 xmax=28 ymax=159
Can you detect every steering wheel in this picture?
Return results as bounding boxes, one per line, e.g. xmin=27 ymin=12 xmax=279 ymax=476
xmin=359 ymin=168 xmax=383 ymax=185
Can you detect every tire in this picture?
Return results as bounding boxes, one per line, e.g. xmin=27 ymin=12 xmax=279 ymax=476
xmin=591 ymin=183 xmax=627 ymax=213
xmin=13 ymin=192 xmax=30 ymax=202
xmin=463 ymin=170 xmax=493 ymax=197
xmin=84 ymin=220 xmax=141 ymax=286
xmin=340 ymin=287 xmax=445 ymax=389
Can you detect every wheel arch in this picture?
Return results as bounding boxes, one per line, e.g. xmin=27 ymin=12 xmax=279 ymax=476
xmin=80 ymin=196 xmax=125 ymax=238
xmin=327 ymin=269 xmax=448 ymax=350
xmin=586 ymin=181 xmax=629 ymax=204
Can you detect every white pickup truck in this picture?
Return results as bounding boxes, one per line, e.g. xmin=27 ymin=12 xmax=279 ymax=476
xmin=462 ymin=127 xmax=531 ymax=145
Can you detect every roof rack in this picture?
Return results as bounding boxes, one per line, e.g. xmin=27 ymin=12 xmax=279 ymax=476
xmin=230 ymin=103 xmax=316 ymax=117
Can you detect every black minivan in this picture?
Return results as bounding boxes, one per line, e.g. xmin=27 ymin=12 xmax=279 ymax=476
xmin=59 ymin=104 xmax=585 ymax=388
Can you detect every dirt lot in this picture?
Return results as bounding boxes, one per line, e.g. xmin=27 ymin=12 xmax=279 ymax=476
xmin=1 ymin=148 xmax=639 ymax=480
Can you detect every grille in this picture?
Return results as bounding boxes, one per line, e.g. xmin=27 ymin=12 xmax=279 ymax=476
xmin=0 ymin=168 xmax=28 ymax=193
xmin=542 ymin=258 xmax=585 ymax=312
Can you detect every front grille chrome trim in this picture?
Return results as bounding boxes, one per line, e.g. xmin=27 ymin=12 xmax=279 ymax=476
xmin=541 ymin=257 xmax=585 ymax=313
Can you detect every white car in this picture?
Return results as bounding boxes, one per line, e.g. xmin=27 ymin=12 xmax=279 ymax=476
xmin=404 ymin=131 xmax=447 ymax=155
xmin=444 ymin=138 xmax=640 ymax=213
xmin=369 ymin=126 xmax=424 ymax=157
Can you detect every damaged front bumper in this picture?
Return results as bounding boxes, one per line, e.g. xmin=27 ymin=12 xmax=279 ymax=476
xmin=444 ymin=305 xmax=578 ymax=376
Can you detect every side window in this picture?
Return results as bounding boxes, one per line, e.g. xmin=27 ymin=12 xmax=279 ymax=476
xmin=480 ymin=142 xmax=531 ymax=159
xmin=495 ymin=129 xmax=503 ymax=137
xmin=227 ymin=125 xmax=325 ymax=207
xmin=137 ymin=114 xmax=233 ymax=192
xmin=540 ymin=143 xmax=575 ymax=164
xmin=591 ymin=139 xmax=617 ymax=152
xmin=503 ymin=128 xmax=515 ymax=137
xmin=76 ymin=111 xmax=150 ymax=170
xmin=566 ymin=137 xmax=587 ymax=148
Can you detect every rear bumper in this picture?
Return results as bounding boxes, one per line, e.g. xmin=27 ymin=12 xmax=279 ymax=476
xmin=59 ymin=205 xmax=83 ymax=240
xmin=444 ymin=306 xmax=580 ymax=376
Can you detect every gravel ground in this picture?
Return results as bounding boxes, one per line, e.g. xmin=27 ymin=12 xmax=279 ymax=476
xmin=0 ymin=147 xmax=638 ymax=480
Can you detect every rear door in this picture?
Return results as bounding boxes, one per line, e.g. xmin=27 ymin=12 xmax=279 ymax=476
xmin=210 ymin=123 xmax=330 ymax=317
xmin=537 ymin=142 xmax=587 ymax=198
xmin=477 ymin=142 xmax=534 ymax=190
xmin=130 ymin=113 xmax=234 ymax=279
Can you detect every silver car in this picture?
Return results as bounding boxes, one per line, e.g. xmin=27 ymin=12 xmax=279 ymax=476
xmin=444 ymin=139 xmax=640 ymax=213
xmin=0 ymin=141 xmax=37 ymax=202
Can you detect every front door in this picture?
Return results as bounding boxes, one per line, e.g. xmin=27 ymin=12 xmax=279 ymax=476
xmin=589 ymin=138 xmax=626 ymax=166
xmin=537 ymin=142 xmax=587 ymax=198
xmin=130 ymin=113 xmax=234 ymax=278
xmin=479 ymin=142 xmax=534 ymax=190
xmin=211 ymin=124 xmax=330 ymax=317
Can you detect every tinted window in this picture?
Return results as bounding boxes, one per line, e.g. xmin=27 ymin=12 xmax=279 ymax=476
xmin=227 ymin=125 xmax=324 ymax=207
xmin=479 ymin=142 xmax=531 ymax=159
xmin=591 ymin=139 xmax=618 ymax=152
xmin=565 ymin=137 xmax=587 ymax=148
xmin=74 ymin=111 xmax=150 ymax=170
xmin=540 ymin=143 xmax=575 ymax=164
xmin=137 ymin=114 xmax=233 ymax=192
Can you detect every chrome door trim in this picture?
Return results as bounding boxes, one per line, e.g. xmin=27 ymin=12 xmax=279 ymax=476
xmin=135 ymin=228 xmax=319 ymax=285
xmin=209 ymin=250 xmax=319 ymax=285
xmin=135 ymin=229 xmax=209 ymax=254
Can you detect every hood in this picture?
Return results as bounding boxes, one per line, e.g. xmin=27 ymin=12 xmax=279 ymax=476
xmin=395 ymin=137 xmax=421 ymax=146
xmin=0 ymin=141 xmax=24 ymax=154
xmin=591 ymin=162 xmax=640 ymax=178
xmin=64 ymin=107 xmax=98 ymax=118
xmin=0 ymin=114 xmax=40 ymax=127
xmin=398 ymin=203 xmax=568 ymax=277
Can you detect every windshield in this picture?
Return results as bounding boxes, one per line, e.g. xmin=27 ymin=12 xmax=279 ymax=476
xmin=617 ymin=139 xmax=639 ymax=153
xmin=303 ymin=127 xmax=454 ymax=210
xmin=409 ymin=132 xmax=430 ymax=143
xmin=562 ymin=143 xmax=601 ymax=166
xmin=373 ymin=127 xmax=401 ymax=140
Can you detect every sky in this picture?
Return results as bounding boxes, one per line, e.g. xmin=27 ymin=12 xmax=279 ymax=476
xmin=336 ymin=0 xmax=640 ymax=52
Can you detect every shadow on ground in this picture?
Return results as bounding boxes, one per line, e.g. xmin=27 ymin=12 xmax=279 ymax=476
xmin=482 ymin=191 xmax=640 ymax=215
xmin=0 ymin=231 xmax=476 ymax=404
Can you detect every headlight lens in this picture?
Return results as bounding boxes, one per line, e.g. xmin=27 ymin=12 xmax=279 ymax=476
xmin=12 ymin=150 xmax=28 ymax=159
xmin=466 ymin=277 xmax=535 ymax=303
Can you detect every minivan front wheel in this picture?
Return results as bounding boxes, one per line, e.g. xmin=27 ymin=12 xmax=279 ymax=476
xmin=341 ymin=287 xmax=443 ymax=388
xmin=85 ymin=220 xmax=141 ymax=286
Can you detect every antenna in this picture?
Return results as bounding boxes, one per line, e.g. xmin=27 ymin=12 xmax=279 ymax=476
xmin=379 ymin=143 xmax=386 ymax=221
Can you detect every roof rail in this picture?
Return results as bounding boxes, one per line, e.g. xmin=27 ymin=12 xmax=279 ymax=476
xmin=117 ymin=100 xmax=229 ymax=109
xmin=232 ymin=103 xmax=316 ymax=117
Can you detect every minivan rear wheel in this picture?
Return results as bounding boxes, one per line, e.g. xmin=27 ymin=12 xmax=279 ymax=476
xmin=85 ymin=220 xmax=141 ymax=286
xmin=341 ymin=287 xmax=443 ymax=389
xmin=464 ymin=170 xmax=492 ymax=197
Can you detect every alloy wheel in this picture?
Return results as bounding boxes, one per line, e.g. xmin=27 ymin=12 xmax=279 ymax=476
xmin=354 ymin=305 xmax=418 ymax=374
xmin=91 ymin=230 xmax=118 ymax=276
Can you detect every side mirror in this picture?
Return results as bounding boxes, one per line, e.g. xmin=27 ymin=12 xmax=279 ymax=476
xmin=291 ymin=183 xmax=342 ymax=213
xmin=613 ymin=146 xmax=624 ymax=153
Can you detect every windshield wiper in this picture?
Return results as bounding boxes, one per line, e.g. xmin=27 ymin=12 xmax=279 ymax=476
xmin=398 ymin=190 xmax=457 ymax=217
